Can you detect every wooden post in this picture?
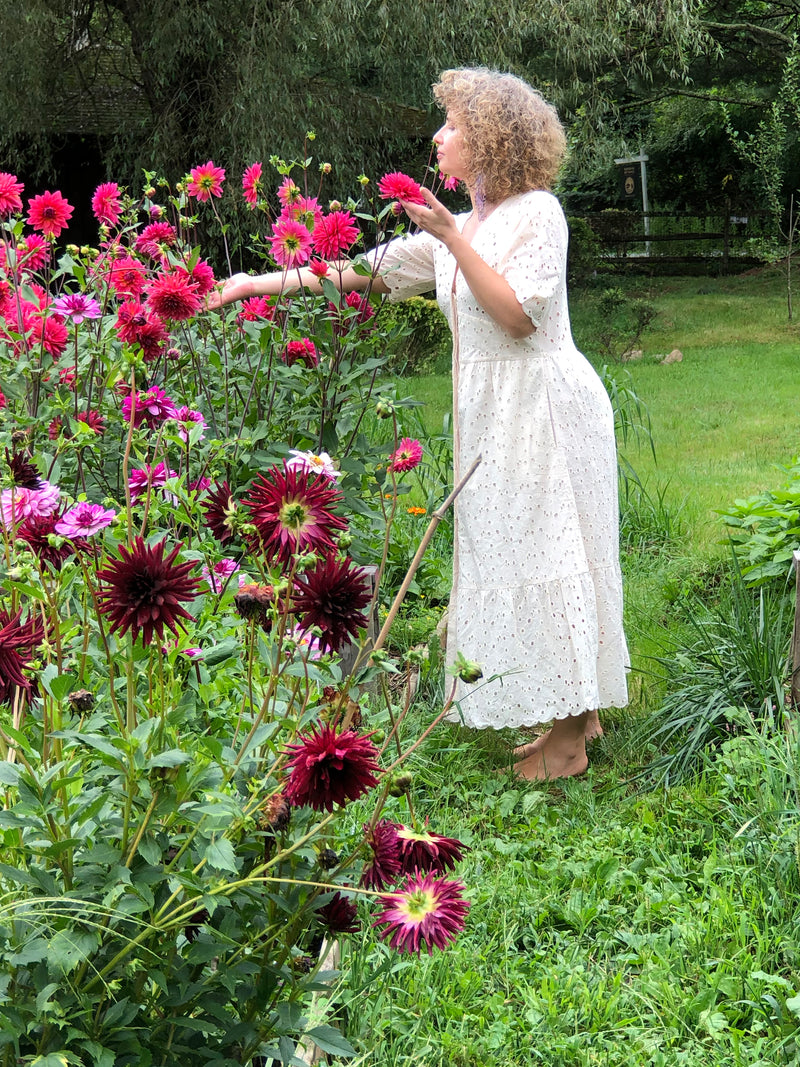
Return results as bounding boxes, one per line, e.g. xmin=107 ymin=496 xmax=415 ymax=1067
xmin=791 ymin=550 xmax=800 ymax=709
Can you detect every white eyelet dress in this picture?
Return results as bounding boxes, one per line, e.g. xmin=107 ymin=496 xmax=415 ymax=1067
xmin=377 ymin=190 xmax=629 ymax=728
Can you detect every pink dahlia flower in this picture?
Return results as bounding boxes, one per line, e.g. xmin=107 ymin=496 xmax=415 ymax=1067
xmin=146 ymin=270 xmax=201 ymax=321
xmin=377 ymin=172 xmax=426 ymax=205
xmin=312 ymin=210 xmax=360 ymax=260
xmin=0 ymin=172 xmax=24 ymax=218
xmin=51 ymin=293 xmax=102 ymax=324
xmin=269 ymin=218 xmax=313 ymax=270
xmin=55 ymin=502 xmax=117 ymax=538
xmin=135 ymin=221 xmax=177 ymax=259
xmin=201 ymin=557 xmax=240 ymax=593
xmin=373 ymin=872 xmax=470 ymax=954
xmin=91 ymin=182 xmax=123 ymax=226
xmin=128 ymin=462 xmax=177 ymax=500
xmin=26 ymin=190 xmax=74 ymax=238
xmin=17 ymin=234 xmax=49 ymax=273
xmin=174 ymin=406 xmax=206 ymax=442
xmin=442 ymin=175 xmax=460 ymax=192
xmin=186 ymin=160 xmax=225 ymax=201
xmin=101 ymin=253 xmax=149 ymax=298
xmin=281 ymin=338 xmax=318 ymax=368
xmin=242 ymin=162 xmax=262 ymax=208
xmin=389 ymin=438 xmax=423 ymax=473
xmin=277 ymin=176 xmax=301 ymax=206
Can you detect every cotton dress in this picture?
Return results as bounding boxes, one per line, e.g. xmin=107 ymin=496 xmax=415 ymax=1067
xmin=378 ymin=190 xmax=629 ymax=728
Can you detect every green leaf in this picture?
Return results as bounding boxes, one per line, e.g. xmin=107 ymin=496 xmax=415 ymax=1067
xmin=0 ymin=763 xmax=21 ymax=787
xmin=787 ymin=993 xmax=800 ymax=1020
xmin=204 ymin=837 xmax=238 ymax=873
xmin=305 ymin=1025 xmax=357 ymax=1057
xmin=39 ymin=666 xmax=75 ymax=702
xmin=48 ymin=929 xmax=99 ymax=975
xmin=147 ymin=750 xmax=191 ymax=769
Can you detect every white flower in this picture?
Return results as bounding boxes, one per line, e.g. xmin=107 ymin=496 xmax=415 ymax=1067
xmin=285 ymin=449 xmax=341 ymax=482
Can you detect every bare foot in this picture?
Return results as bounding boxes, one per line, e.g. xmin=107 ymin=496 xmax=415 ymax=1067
xmin=585 ymin=709 xmax=604 ymax=743
xmin=510 ymin=711 xmax=590 ymax=781
xmin=512 ymin=732 xmax=548 ymax=759
xmin=513 ymin=709 xmax=602 ymax=760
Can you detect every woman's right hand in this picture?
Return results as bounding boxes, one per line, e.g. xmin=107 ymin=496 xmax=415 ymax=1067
xmin=205 ymin=273 xmax=256 ymax=311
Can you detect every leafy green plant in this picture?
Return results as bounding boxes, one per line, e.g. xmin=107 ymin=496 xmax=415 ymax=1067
xmin=720 ymin=455 xmax=800 ymax=586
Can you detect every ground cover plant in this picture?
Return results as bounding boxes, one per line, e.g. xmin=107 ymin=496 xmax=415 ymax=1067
xmin=0 ymin=158 xmax=481 ymax=1064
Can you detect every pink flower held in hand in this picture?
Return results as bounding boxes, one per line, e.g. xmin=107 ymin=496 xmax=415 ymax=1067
xmin=377 ymin=172 xmax=426 ymax=205
xmin=55 ymin=502 xmax=117 ymax=538
xmin=0 ymin=172 xmax=24 ymax=217
xmin=51 ymin=293 xmax=102 ymax=324
xmin=26 ymin=190 xmax=74 ymax=238
xmin=389 ymin=438 xmax=423 ymax=473
xmin=92 ymin=182 xmax=123 ymax=226
xmin=242 ymin=162 xmax=263 ymax=207
xmin=186 ymin=160 xmax=225 ymax=201
xmin=283 ymin=724 xmax=380 ymax=812
xmin=373 ymin=872 xmax=470 ymax=954
xmin=269 ymin=218 xmax=313 ymax=270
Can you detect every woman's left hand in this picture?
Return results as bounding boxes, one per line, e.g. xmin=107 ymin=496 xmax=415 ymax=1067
xmin=401 ymin=188 xmax=460 ymax=247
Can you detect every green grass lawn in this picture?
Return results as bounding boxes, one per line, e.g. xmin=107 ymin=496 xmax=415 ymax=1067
xmin=344 ymin=269 xmax=800 ymax=1066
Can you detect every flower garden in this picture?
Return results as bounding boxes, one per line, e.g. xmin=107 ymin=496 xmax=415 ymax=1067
xmin=0 ymin=155 xmax=473 ymax=1063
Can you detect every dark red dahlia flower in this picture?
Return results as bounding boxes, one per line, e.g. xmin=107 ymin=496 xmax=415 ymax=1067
xmin=243 ymin=465 xmax=347 ymax=567
xmin=18 ymin=512 xmax=74 ymax=570
xmin=146 ymin=270 xmax=202 ymax=321
xmin=292 ymin=554 xmax=371 ymax=653
xmin=360 ymin=819 xmax=402 ymax=890
xmin=202 ymin=480 xmax=238 ymax=544
xmin=96 ymin=536 xmax=200 ymax=646
xmin=395 ymin=825 xmax=469 ymax=874
xmin=373 ymin=872 xmax=470 ymax=954
xmin=5 ymin=449 xmax=42 ymax=489
xmin=316 ymin=891 xmax=359 ymax=934
xmin=284 ymin=723 xmax=380 ymax=812
xmin=0 ymin=609 xmax=46 ymax=706
xmin=75 ymin=410 xmax=106 ymax=436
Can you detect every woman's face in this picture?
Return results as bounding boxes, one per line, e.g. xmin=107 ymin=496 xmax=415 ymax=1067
xmin=433 ymin=115 xmax=469 ymax=181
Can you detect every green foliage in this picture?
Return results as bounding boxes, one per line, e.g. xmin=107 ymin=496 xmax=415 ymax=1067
xmin=375 ymin=297 xmax=451 ymax=377
xmin=566 ymin=214 xmax=602 ymax=286
xmin=721 ymin=456 xmax=800 ymax=586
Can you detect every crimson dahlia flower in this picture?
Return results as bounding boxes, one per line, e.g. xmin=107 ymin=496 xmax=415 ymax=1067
xmin=281 ymin=338 xmax=318 ymax=368
xmin=284 ymin=723 xmax=380 ymax=811
xmin=373 ymin=872 xmax=470 ymax=954
xmin=135 ymin=221 xmax=177 ymax=260
xmin=26 ymin=190 xmax=74 ymax=238
xmin=0 ymin=609 xmax=45 ymax=706
xmin=377 ymin=172 xmax=426 ymax=205
xmin=96 ymin=536 xmax=199 ymax=646
xmin=396 ymin=825 xmax=468 ymax=874
xmin=316 ymin=892 xmax=359 ymax=935
xmin=202 ymin=480 xmax=238 ymax=544
xmin=147 ymin=270 xmax=202 ymax=321
xmin=292 ymin=554 xmax=372 ymax=653
xmin=312 ymin=210 xmax=360 ymax=260
xmin=360 ymin=819 xmax=402 ymax=890
xmin=244 ymin=465 xmax=347 ymax=566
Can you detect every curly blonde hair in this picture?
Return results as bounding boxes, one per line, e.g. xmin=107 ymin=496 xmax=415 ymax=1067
xmin=432 ymin=68 xmax=566 ymax=202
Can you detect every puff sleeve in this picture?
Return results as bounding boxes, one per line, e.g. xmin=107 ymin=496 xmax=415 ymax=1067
xmin=376 ymin=230 xmax=438 ymax=302
xmin=497 ymin=192 xmax=567 ymax=328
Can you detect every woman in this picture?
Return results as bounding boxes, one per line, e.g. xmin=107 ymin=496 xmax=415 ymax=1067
xmin=209 ymin=68 xmax=629 ymax=780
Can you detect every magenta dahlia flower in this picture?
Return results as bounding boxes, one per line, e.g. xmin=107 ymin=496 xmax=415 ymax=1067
xmin=201 ymin=557 xmax=240 ymax=593
xmin=277 ymin=176 xmax=301 ymax=206
xmin=244 ymin=464 xmax=347 ymax=565
xmin=96 ymin=536 xmax=199 ymax=646
xmin=26 ymin=190 xmax=74 ymax=238
xmin=373 ymin=873 xmax=470 ymax=954
xmin=135 ymin=221 xmax=177 ymax=260
xmin=269 ymin=218 xmax=313 ymax=270
xmin=0 ymin=483 xmax=60 ymax=530
xmin=284 ymin=723 xmax=380 ymax=811
xmin=395 ymin=825 xmax=468 ymax=874
xmin=128 ymin=462 xmax=177 ymax=500
xmin=101 ymin=254 xmax=148 ymax=298
xmin=17 ymin=234 xmax=49 ymax=272
xmin=51 ymin=293 xmax=102 ymax=324
xmin=281 ymin=338 xmax=318 ymax=368
xmin=343 ymin=291 xmax=375 ymax=323
xmin=187 ymin=160 xmax=225 ymax=201
xmin=312 ymin=210 xmax=360 ymax=260
xmin=174 ymin=406 xmax=206 ymax=441
xmin=184 ymin=259 xmax=216 ymax=296
xmin=122 ymin=386 xmax=178 ymax=429
xmin=55 ymin=502 xmax=117 ymax=538
xmin=377 ymin=172 xmax=426 ymax=205
xmin=75 ymin=410 xmax=106 ymax=436
xmin=0 ymin=609 xmax=46 ymax=706
xmin=91 ymin=182 xmax=123 ymax=226
xmin=147 ymin=270 xmax=202 ymax=321
xmin=360 ymin=819 xmax=402 ymax=890
xmin=0 ymin=172 xmax=24 ymax=218
xmin=389 ymin=438 xmax=423 ymax=473
xmin=238 ymin=295 xmax=276 ymax=322
xmin=242 ymin=162 xmax=263 ymax=207
xmin=291 ymin=554 xmax=372 ymax=653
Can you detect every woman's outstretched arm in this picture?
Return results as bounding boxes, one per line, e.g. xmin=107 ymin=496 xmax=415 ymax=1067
xmin=206 ymin=260 xmax=390 ymax=310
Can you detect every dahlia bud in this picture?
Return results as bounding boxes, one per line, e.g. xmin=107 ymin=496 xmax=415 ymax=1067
xmin=321 ymin=162 xmax=332 ymax=174
xmin=375 ymin=397 xmax=395 ymax=419
xmin=452 ymin=651 xmax=483 ymax=684
xmin=68 ymin=689 xmax=95 ymax=712
xmin=144 ymin=187 xmax=156 ymax=198
xmin=358 ymin=174 xmax=370 ymax=187
xmin=328 ymin=199 xmax=342 ymax=212
xmin=66 ymin=244 xmax=80 ymax=255
xmin=306 ymin=130 xmax=316 ymax=141
xmin=391 ymin=202 xmax=403 ymax=216
xmin=318 ymin=848 xmax=339 ymax=868
xmin=388 ymin=771 xmax=413 ymax=797
xmin=337 ymin=532 xmax=353 ymax=550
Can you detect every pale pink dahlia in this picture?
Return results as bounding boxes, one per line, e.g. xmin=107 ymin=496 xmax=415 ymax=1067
xmin=55 ymin=502 xmax=117 ymax=538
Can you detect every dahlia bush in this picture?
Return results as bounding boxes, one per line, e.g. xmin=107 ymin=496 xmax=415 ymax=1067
xmin=0 ymin=155 xmax=469 ymax=1064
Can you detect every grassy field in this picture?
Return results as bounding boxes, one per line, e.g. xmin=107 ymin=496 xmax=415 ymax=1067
xmin=333 ymin=268 xmax=800 ymax=1066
